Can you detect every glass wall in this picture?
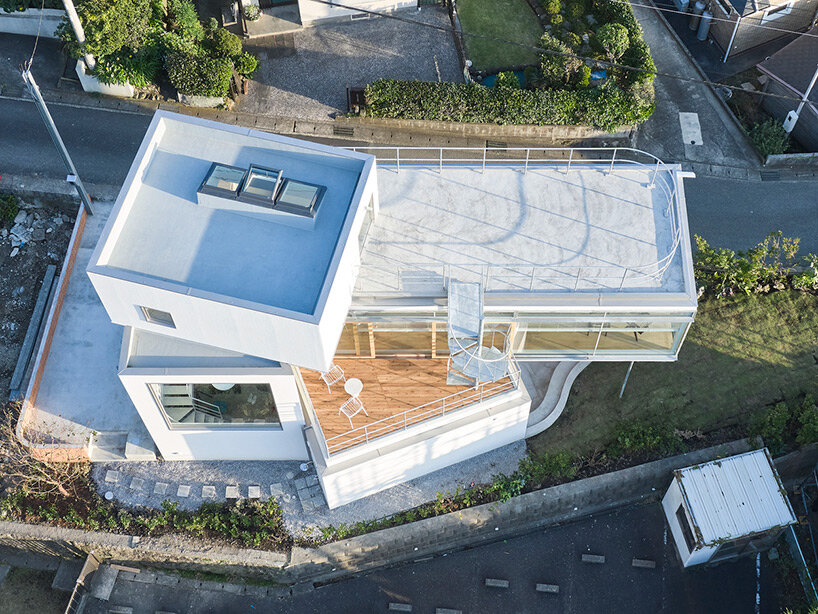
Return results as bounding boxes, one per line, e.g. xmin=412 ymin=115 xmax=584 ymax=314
xmin=149 ymin=383 xmax=281 ymax=428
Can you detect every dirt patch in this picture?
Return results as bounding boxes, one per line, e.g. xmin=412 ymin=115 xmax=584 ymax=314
xmin=0 ymin=567 xmax=69 ymax=614
xmin=0 ymin=196 xmax=73 ymax=395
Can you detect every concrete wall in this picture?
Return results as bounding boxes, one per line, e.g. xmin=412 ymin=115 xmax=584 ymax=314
xmin=661 ymin=478 xmax=717 ymax=567
xmin=118 ymin=366 xmax=309 ymax=461
xmin=730 ymin=0 xmax=818 ymax=56
xmin=316 ymin=390 xmax=531 ymax=508
xmin=0 ymin=8 xmax=63 ymax=37
xmin=297 ymin=0 xmax=414 ymax=25
xmin=761 ymin=78 xmax=818 ymax=152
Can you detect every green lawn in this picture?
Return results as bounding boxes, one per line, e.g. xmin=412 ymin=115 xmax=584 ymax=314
xmin=528 ymin=291 xmax=818 ymax=458
xmin=456 ymin=0 xmax=543 ymax=72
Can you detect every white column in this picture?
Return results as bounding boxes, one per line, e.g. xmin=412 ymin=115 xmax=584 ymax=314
xmin=62 ymin=0 xmax=96 ymax=70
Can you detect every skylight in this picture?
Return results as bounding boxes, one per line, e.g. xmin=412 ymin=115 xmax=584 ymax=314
xmin=239 ymin=165 xmax=283 ymax=207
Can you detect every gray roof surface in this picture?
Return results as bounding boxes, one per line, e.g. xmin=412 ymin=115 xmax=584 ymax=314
xmin=758 ymin=27 xmax=818 ymax=102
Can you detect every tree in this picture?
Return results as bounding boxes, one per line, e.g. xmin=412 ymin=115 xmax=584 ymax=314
xmin=596 ymin=22 xmax=629 ymax=61
xmin=539 ymin=33 xmax=582 ymax=87
xmin=0 ymin=404 xmax=89 ymax=499
xmin=58 ymin=0 xmax=151 ymax=59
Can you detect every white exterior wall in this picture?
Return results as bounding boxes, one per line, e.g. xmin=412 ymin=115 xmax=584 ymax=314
xmin=315 ymin=392 xmax=530 ymax=508
xmin=298 ymin=0 xmax=415 ymax=24
xmin=662 ymin=479 xmax=717 ymax=567
xmin=118 ymin=367 xmax=309 ymax=461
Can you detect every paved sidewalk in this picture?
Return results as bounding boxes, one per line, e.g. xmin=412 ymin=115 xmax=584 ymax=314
xmin=633 ymin=3 xmax=760 ymax=175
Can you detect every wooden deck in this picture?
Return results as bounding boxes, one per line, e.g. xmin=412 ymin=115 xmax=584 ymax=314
xmin=300 ymin=358 xmax=513 ymax=453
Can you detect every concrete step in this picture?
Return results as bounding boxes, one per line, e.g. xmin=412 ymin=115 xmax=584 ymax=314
xmin=52 ymin=559 xmax=84 ymax=592
xmin=124 ymin=434 xmax=156 ymax=461
xmin=88 ymin=432 xmax=128 ymax=462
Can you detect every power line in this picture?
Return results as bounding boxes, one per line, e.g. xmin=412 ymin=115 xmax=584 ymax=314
xmin=613 ymin=0 xmax=818 ymax=39
xmin=25 ymin=0 xmax=48 ymax=69
xmin=304 ymin=0 xmax=816 ymax=105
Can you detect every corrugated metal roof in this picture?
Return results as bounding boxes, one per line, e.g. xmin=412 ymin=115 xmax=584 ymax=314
xmin=677 ymin=449 xmax=796 ymax=546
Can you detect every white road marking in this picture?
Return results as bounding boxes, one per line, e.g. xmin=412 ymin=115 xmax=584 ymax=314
xmin=679 ymin=112 xmax=704 ymax=146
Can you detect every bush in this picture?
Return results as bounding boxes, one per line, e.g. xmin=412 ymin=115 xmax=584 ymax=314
xmin=233 ymin=51 xmax=259 ymax=77
xmin=541 ymin=0 xmax=561 ymax=14
xmin=165 ymin=52 xmax=232 ymax=97
xmin=565 ymin=31 xmax=582 ymax=50
xmin=609 ymin=421 xmax=683 ymax=457
xmin=364 ymin=78 xmax=654 ymax=131
xmin=243 ymin=3 xmax=260 ymax=20
xmin=796 ymin=395 xmax=818 ymax=446
xmin=694 ymin=231 xmax=808 ymax=296
xmin=494 ymin=71 xmax=521 ymax=90
xmin=750 ymin=402 xmax=791 ymax=454
xmin=566 ymin=0 xmax=585 ymax=20
xmin=596 ymin=22 xmax=629 ymax=60
xmin=539 ymin=32 xmax=581 ymax=86
xmin=574 ymin=63 xmax=591 ymax=87
xmin=792 ymin=254 xmax=818 ymax=291
xmin=208 ymin=27 xmax=243 ymax=58
xmin=92 ymin=45 xmax=162 ymax=87
xmin=0 ymin=193 xmax=19 ymax=226
xmin=622 ymin=39 xmax=656 ymax=86
xmin=58 ymin=0 xmax=151 ymax=58
xmin=749 ymin=118 xmax=790 ymax=157
xmin=167 ymin=0 xmax=204 ymax=41
xmin=551 ymin=13 xmax=563 ymax=26
xmin=518 ymin=452 xmax=578 ymax=484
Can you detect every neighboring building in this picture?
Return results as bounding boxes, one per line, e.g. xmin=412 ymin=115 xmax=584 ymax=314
xmin=758 ymin=27 xmax=818 ymax=151
xmin=662 ymin=449 xmax=796 ymax=567
xmin=19 ymin=111 xmax=697 ymax=509
xmin=706 ymin=0 xmax=818 ymax=62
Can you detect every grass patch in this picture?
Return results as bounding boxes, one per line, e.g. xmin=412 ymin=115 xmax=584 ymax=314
xmin=457 ymin=0 xmax=543 ymax=71
xmin=528 ymin=291 xmax=818 ymax=458
xmin=0 ymin=568 xmax=69 ymax=614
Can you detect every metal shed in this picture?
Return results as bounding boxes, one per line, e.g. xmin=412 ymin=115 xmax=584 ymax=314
xmin=662 ymin=448 xmax=796 ymax=567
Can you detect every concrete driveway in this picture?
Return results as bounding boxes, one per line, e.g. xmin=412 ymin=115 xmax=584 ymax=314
xmin=236 ymin=7 xmax=463 ymax=121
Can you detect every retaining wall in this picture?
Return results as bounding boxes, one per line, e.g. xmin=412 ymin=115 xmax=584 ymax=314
xmin=765 ymin=152 xmax=818 ymax=168
xmin=0 ymin=8 xmax=63 ymax=38
xmin=0 ymin=438 xmax=751 ymax=583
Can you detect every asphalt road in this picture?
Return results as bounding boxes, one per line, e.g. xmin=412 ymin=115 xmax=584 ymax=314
xmin=2 ymin=96 xmax=815 ymax=255
xmin=82 ymin=504 xmax=778 ymax=614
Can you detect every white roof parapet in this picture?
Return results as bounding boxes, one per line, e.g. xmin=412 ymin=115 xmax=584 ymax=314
xmin=676 ymin=448 xmax=797 ymax=546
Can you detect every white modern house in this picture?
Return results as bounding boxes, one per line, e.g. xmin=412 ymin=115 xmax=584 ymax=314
xmin=19 ymin=111 xmax=698 ymax=509
xmin=662 ymin=449 xmax=796 ymax=567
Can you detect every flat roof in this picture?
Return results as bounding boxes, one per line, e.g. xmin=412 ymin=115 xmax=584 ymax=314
xmin=94 ymin=112 xmax=370 ymax=316
xmin=678 ymin=449 xmax=796 ymax=545
xmin=356 ymin=164 xmax=691 ymax=301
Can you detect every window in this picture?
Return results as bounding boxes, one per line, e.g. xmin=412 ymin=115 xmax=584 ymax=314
xmin=140 ymin=306 xmax=175 ymax=328
xmin=762 ymin=1 xmax=792 ymax=22
xmin=150 ymin=383 xmax=281 ymax=428
xmin=238 ymin=165 xmax=283 ymax=207
xmin=676 ymin=504 xmax=697 ymax=552
xmin=275 ymin=179 xmax=325 ymax=217
xmin=199 ymin=163 xmax=246 ymax=197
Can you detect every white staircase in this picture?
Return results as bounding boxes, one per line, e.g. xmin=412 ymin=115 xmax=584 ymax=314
xmin=447 ymin=280 xmax=511 ymax=386
xmin=160 ymin=384 xmax=224 ymax=424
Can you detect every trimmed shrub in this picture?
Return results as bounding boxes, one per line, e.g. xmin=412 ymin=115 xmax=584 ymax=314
xmin=165 ymin=52 xmax=232 ymax=97
xmin=494 ymin=71 xmax=521 ymax=90
xmin=622 ymin=39 xmax=655 ymax=85
xmin=539 ymin=32 xmax=581 ymax=86
xmin=208 ymin=27 xmax=243 ymax=58
xmin=749 ymin=118 xmax=790 ymax=157
xmin=364 ymin=79 xmax=654 ymax=131
xmin=167 ymin=0 xmax=204 ymax=41
xmin=233 ymin=51 xmax=259 ymax=77
xmin=93 ymin=45 xmax=162 ymax=87
xmin=574 ymin=63 xmax=591 ymax=87
xmin=566 ymin=0 xmax=585 ymax=20
xmin=565 ymin=31 xmax=582 ymax=50
xmin=551 ymin=13 xmax=564 ymax=26
xmin=58 ymin=0 xmax=151 ymax=58
xmin=541 ymin=0 xmax=561 ymax=14
xmin=596 ymin=22 xmax=629 ymax=60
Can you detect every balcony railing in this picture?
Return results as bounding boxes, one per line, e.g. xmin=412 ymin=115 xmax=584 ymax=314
xmin=321 ymin=359 xmax=522 ymax=455
xmin=347 ymin=146 xmax=683 ymax=296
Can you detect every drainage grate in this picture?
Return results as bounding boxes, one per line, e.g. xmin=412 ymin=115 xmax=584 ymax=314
xmin=333 ymin=125 xmax=355 ymax=137
xmin=760 ymin=170 xmax=780 ymax=181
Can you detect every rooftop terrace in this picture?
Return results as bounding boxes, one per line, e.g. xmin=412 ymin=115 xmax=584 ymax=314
xmin=94 ymin=113 xmax=371 ymax=317
xmin=354 ymin=148 xmax=691 ymax=300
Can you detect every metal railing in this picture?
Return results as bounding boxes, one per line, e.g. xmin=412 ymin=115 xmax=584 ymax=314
xmin=347 ymin=146 xmax=683 ymax=295
xmin=322 ymin=359 xmax=522 ymax=455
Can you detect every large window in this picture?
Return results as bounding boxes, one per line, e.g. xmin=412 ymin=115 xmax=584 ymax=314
xmin=150 ymin=383 xmax=281 ymax=428
xmin=335 ymin=318 xmax=447 ymax=357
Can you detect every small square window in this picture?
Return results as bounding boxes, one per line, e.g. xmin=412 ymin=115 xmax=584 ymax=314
xmin=275 ymin=179 xmax=325 ymax=217
xmin=238 ymin=165 xmax=283 ymax=207
xmin=199 ymin=163 xmax=247 ymax=197
xmin=140 ymin=306 xmax=175 ymax=328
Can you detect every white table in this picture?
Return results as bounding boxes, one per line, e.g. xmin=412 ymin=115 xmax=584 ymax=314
xmin=344 ymin=378 xmax=363 ymax=398
xmin=212 ymin=383 xmax=235 ymax=391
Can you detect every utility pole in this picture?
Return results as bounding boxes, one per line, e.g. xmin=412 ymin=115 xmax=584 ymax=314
xmin=61 ymin=0 xmax=95 ymax=70
xmin=21 ymin=69 xmax=94 ymax=215
xmin=783 ymin=63 xmax=818 ymax=134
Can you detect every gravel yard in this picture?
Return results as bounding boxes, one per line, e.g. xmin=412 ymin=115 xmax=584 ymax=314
xmin=237 ymin=7 xmax=462 ymax=121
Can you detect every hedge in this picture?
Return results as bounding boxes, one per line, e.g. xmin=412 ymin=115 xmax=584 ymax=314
xmin=165 ymin=52 xmax=232 ymax=98
xmin=364 ymin=79 xmax=654 ymax=131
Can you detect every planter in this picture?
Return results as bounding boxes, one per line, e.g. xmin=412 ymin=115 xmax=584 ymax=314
xmin=0 ymin=8 xmax=63 ymax=38
xmin=177 ymin=92 xmax=224 ymax=108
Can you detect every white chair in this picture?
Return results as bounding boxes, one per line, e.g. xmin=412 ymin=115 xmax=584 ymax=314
xmin=339 ymin=396 xmax=369 ymax=428
xmin=320 ymin=363 xmax=345 ymax=393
